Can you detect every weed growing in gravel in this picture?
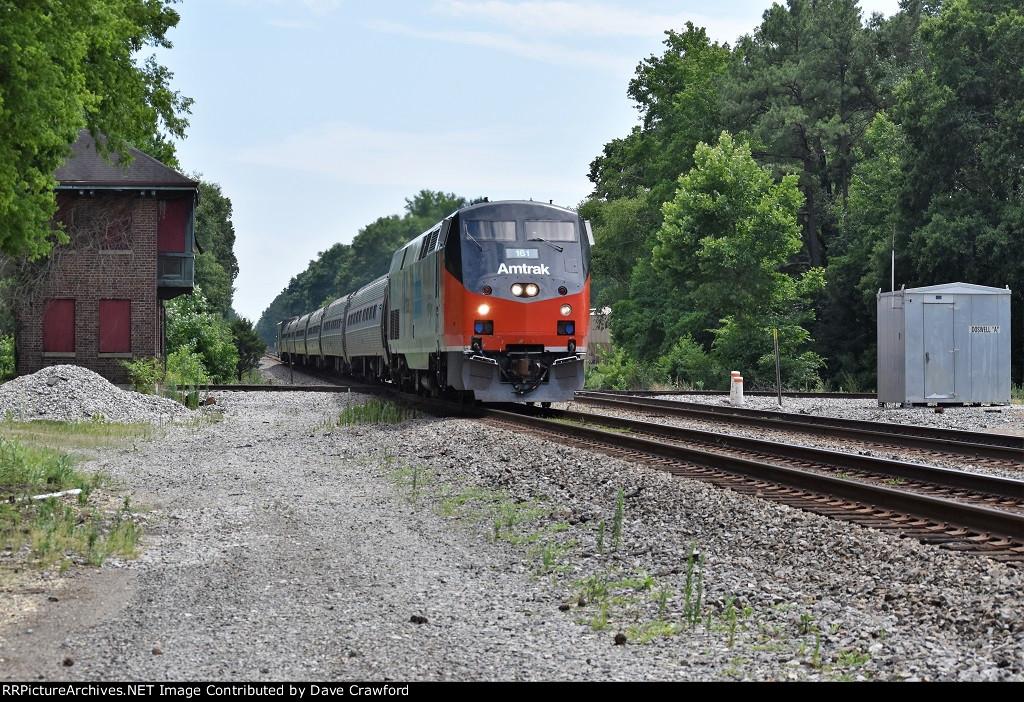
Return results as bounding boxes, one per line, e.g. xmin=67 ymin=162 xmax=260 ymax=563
xmin=391 ymin=463 xmax=434 ymax=504
xmin=837 ymin=648 xmax=871 ymax=667
xmin=596 ymin=519 xmax=605 ymax=554
xmin=626 ymin=619 xmax=680 ymax=643
xmin=797 ymin=611 xmax=815 ymax=635
xmin=657 ymin=588 xmax=670 ymax=616
xmin=682 ymin=541 xmax=705 ymax=627
xmin=337 ymin=399 xmax=420 ymax=426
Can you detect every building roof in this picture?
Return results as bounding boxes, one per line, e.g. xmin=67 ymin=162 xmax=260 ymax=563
xmin=54 ymin=130 xmax=197 ymax=190
xmin=906 ymin=282 xmax=1011 ymax=295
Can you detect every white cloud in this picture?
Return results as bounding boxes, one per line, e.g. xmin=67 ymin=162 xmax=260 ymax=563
xmin=365 ymin=18 xmax=629 ymax=72
xmin=431 ymin=1 xmax=723 ymax=38
xmin=235 ymin=121 xmax=587 ymax=197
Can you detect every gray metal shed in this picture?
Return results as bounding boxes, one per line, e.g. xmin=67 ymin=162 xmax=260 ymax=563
xmin=877 ymin=282 xmax=1011 ymax=406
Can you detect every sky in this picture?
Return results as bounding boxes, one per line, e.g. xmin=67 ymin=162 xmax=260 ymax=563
xmin=155 ymin=0 xmax=902 ymax=323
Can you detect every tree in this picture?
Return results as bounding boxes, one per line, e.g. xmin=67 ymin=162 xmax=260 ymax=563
xmin=166 ymin=287 xmax=238 ymax=384
xmin=589 ymin=23 xmax=731 ymax=208
xmin=653 ymin=132 xmax=823 ymax=386
xmin=583 ymin=23 xmax=730 ymax=337
xmin=229 ymin=318 xmax=265 ymax=382
xmin=0 ymin=0 xmax=192 ymax=259
xmin=194 ymin=180 xmax=239 ymax=316
xmin=724 ymin=0 xmax=881 ymax=268
xmin=818 ymin=112 xmax=908 ymax=388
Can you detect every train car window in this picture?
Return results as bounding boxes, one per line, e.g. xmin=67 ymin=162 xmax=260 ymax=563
xmin=465 ymin=220 xmax=516 ymax=241
xmin=525 ymin=220 xmax=577 ymax=242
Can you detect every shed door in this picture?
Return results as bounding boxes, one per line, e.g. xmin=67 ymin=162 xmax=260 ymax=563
xmin=923 ymin=303 xmax=955 ymax=399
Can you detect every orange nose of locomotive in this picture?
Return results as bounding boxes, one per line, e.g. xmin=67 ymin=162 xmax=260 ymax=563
xmin=451 ymin=276 xmax=589 ymax=353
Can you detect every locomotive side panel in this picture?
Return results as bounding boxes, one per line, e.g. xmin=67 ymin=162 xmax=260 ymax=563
xmin=389 ymin=229 xmax=445 ymax=371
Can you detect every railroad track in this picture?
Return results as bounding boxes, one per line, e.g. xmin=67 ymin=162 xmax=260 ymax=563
xmin=574 ymin=391 xmax=1024 ymax=464
xmin=585 ymin=388 xmax=878 ymax=400
xmin=213 ymin=363 xmax=1024 ymax=562
xmin=475 ymin=405 xmax=1024 ymax=563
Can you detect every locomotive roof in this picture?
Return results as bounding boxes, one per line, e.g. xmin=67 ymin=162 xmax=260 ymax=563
xmin=453 ymin=200 xmax=578 ymax=219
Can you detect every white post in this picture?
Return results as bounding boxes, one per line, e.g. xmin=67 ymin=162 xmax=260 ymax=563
xmin=730 ymin=371 xmax=744 ymax=406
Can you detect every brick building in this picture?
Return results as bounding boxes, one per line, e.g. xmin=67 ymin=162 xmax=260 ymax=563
xmin=15 ymin=131 xmax=198 ymax=385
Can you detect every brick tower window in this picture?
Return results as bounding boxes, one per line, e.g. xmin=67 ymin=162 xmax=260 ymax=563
xmin=43 ymin=299 xmax=76 ymax=352
xmin=99 ymin=300 xmax=131 ymax=353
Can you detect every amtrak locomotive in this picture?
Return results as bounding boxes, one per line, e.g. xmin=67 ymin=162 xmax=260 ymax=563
xmin=278 ymin=200 xmax=591 ymax=404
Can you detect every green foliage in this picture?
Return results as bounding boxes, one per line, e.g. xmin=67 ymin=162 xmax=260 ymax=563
xmin=589 ymin=23 xmax=730 ymax=207
xmin=0 ymin=434 xmax=141 ymax=569
xmin=0 ymin=334 xmax=13 ymax=382
xmin=165 ymin=341 xmax=210 ymax=386
xmin=682 ymin=542 xmax=705 ymax=627
xmin=195 ymin=181 xmax=239 ymax=282
xmin=165 ymin=287 xmax=238 ymax=384
xmin=890 ymin=0 xmax=1024 ymax=376
xmin=0 ymin=0 xmax=191 ymax=258
xmin=585 ymin=347 xmax=668 ymax=391
xmin=191 ymin=180 xmax=239 ymax=317
xmin=194 ymin=252 xmax=233 ymax=319
xmin=819 ymin=113 xmax=907 ymax=387
xmin=577 ymin=195 xmax=659 ymax=310
xmin=724 ymin=0 xmax=883 ymax=268
xmin=656 ymin=336 xmax=721 ymax=390
xmin=651 ymin=132 xmax=824 ymax=387
xmin=121 ymin=356 xmax=161 ymax=394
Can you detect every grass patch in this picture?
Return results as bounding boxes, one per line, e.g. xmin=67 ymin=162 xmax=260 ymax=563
xmin=0 ymin=427 xmax=147 ymax=573
xmin=1 ymin=416 xmax=158 ymax=451
xmin=337 ymin=399 xmax=421 ymax=426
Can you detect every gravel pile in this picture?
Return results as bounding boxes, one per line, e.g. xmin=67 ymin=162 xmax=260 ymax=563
xmin=0 ymin=364 xmax=194 ymax=424
xmin=0 ymin=366 xmax=1020 ymax=681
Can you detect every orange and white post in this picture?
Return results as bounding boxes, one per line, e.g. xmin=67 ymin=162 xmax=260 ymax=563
xmin=729 ymin=371 xmax=744 ymax=406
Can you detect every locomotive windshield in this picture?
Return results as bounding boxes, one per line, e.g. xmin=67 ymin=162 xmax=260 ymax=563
xmin=465 ymin=220 xmax=516 ymax=241
xmin=525 ymin=220 xmax=577 ymax=242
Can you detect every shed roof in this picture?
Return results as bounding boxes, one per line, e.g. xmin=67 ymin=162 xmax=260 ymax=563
xmin=905 ymin=282 xmax=1011 ymax=295
xmin=54 ymin=130 xmax=197 ymax=190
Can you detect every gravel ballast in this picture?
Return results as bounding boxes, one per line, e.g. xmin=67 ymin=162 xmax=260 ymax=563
xmin=0 ymin=366 xmax=1021 ymax=681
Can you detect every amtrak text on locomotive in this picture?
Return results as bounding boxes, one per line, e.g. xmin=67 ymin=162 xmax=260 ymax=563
xmin=497 ymin=263 xmax=550 ymax=275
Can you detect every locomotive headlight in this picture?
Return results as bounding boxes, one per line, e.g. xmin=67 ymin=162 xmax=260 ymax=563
xmin=477 ymin=303 xmax=491 ymax=316
xmin=511 ymin=283 xmax=524 ymax=297
xmin=525 ymin=283 xmax=539 ymax=297
xmin=560 ymin=304 xmax=572 ymax=317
